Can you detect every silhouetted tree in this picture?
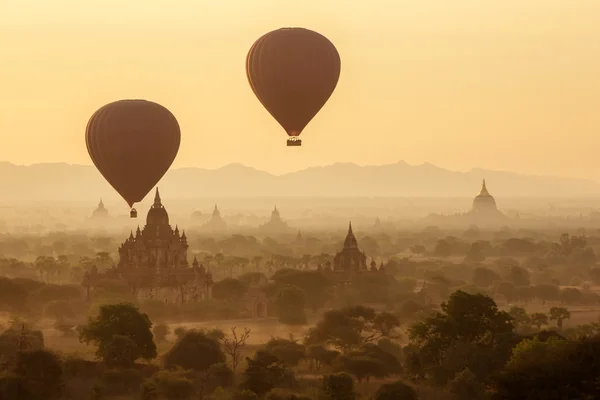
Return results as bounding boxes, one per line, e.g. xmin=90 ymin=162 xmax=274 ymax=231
xmin=79 ymin=303 xmax=157 ymax=363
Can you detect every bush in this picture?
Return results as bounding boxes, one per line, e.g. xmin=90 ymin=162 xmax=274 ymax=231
xmin=322 ymin=373 xmax=355 ymax=400
xmin=375 ymin=380 xmax=418 ymax=400
xmin=234 ymin=390 xmax=259 ymax=400
xmin=141 ymin=369 xmax=195 ymax=400
xmin=94 ymin=368 xmax=143 ymax=398
xmin=164 ymin=330 xmax=226 ymax=371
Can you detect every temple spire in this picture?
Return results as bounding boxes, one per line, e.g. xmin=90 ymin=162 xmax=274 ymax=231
xmin=343 ymin=221 xmax=358 ymax=249
xmin=154 ymin=188 xmax=162 ymax=207
xmin=479 ymin=179 xmax=490 ymax=196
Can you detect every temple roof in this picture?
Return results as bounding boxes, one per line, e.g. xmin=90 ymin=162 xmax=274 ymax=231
xmin=271 ymin=205 xmax=280 ymax=220
xmin=477 ymin=179 xmax=492 ymax=197
xmin=212 ymin=204 xmax=221 ymax=218
xmin=146 ymin=188 xmax=169 ymax=226
xmin=92 ymin=198 xmax=108 ymax=217
xmin=343 ymin=222 xmax=358 ymax=249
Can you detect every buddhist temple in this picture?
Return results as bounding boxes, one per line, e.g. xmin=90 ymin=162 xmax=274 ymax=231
xmin=82 ymin=188 xmax=213 ymax=304
xmin=466 ymin=179 xmax=507 ymax=221
xmin=470 ymin=180 xmax=499 ymax=214
xmin=322 ymin=222 xmax=386 ymax=286
xmin=423 ymin=179 xmax=509 ymax=227
xmin=258 ymin=206 xmax=293 ymax=234
xmin=333 ymin=222 xmax=368 ymax=272
xmin=202 ymin=204 xmax=227 ymax=232
xmin=91 ymin=199 xmax=109 ymax=219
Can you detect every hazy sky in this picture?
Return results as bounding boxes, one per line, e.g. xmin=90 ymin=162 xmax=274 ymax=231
xmin=1 ymin=0 xmax=600 ymax=179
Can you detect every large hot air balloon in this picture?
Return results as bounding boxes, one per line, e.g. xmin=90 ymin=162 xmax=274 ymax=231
xmin=86 ymin=99 xmax=180 ymax=218
xmin=246 ymin=28 xmax=341 ymax=146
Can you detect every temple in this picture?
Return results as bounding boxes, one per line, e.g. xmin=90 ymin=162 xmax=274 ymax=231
xmin=91 ymin=199 xmax=109 ymax=219
xmin=202 ymin=204 xmax=227 ymax=232
xmin=333 ymin=222 xmax=368 ymax=272
xmin=422 ymin=179 xmax=508 ymax=227
xmin=320 ymin=222 xmax=385 ymax=285
xmin=467 ymin=179 xmax=507 ymax=221
xmin=258 ymin=206 xmax=293 ymax=234
xmin=82 ymin=188 xmax=213 ymax=304
xmin=470 ymin=180 xmax=498 ymax=214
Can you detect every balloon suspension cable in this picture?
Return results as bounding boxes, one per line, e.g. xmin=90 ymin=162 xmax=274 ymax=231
xmin=130 ymin=208 xmax=138 ymax=218
xmin=287 ymin=137 xmax=302 ymax=147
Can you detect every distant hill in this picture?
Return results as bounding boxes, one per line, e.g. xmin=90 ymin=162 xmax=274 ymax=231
xmin=0 ymin=161 xmax=599 ymax=203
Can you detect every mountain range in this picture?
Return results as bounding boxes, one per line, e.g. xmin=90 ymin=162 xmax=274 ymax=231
xmin=0 ymin=161 xmax=599 ymax=203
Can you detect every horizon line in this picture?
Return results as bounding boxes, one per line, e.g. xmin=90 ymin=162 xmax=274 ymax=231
xmin=0 ymin=160 xmax=595 ymax=183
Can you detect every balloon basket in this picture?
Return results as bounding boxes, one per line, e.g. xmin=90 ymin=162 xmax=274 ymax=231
xmin=287 ymin=138 xmax=302 ymax=146
xmin=130 ymin=208 xmax=138 ymax=218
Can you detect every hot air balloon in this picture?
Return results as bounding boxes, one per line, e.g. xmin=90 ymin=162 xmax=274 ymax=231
xmin=85 ymin=100 xmax=180 ymax=218
xmin=246 ymin=28 xmax=341 ymax=146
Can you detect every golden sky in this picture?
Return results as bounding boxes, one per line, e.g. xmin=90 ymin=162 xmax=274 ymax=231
xmin=1 ymin=0 xmax=600 ymax=179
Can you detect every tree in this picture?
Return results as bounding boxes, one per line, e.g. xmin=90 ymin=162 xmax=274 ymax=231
xmin=307 ymin=345 xmax=340 ymax=371
xmin=264 ymin=338 xmax=306 ymax=367
xmin=240 ymin=350 xmax=290 ymax=397
xmin=340 ymin=356 xmax=384 ymax=383
xmin=508 ymin=307 xmax=529 ymax=330
xmin=141 ymin=369 xmax=195 ymax=400
xmin=532 ymin=284 xmax=560 ymax=302
xmin=447 ymin=368 xmax=485 ymax=400
xmin=220 ymin=327 xmax=251 ymax=374
xmin=549 ymin=307 xmax=571 ymax=328
xmin=274 ymin=285 xmax=307 ymax=325
xmin=529 ymin=313 xmax=549 ymax=330
xmin=493 ymin=335 xmax=600 ymax=399
xmin=13 ymin=350 xmax=64 ymax=400
xmin=271 ymin=269 xmax=333 ymax=312
xmin=322 ymin=373 xmax=356 ymax=400
xmin=194 ymin=363 xmax=234 ymax=399
xmin=305 ymin=306 xmax=400 ymax=352
xmin=79 ymin=303 xmax=157 ymax=363
xmin=102 ymin=335 xmax=137 ymax=368
xmin=0 ymin=277 xmax=28 ymax=312
xmin=466 ymin=243 xmax=486 ymax=263
xmin=340 ymin=343 xmax=401 ymax=382
xmin=495 ymin=281 xmax=517 ymax=303
xmin=506 ymin=266 xmax=530 ymax=287
xmin=408 ymin=290 xmax=515 ymax=384
xmin=472 ymin=267 xmax=500 ymax=287
xmin=375 ymin=380 xmax=418 ymax=400
xmin=212 ymin=278 xmax=247 ymax=303
xmin=164 ymin=330 xmax=225 ymax=371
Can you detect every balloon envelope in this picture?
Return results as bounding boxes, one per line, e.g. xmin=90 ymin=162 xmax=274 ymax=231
xmin=246 ymin=28 xmax=341 ymax=141
xmin=86 ymin=99 xmax=180 ymax=208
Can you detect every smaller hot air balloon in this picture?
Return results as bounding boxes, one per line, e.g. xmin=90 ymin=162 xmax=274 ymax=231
xmin=85 ymin=100 xmax=181 ymax=217
xmin=246 ymin=28 xmax=341 ymax=146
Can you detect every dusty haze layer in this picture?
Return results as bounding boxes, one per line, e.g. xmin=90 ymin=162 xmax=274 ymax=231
xmin=1 ymin=1 xmax=600 ymax=180
xmin=0 ymin=161 xmax=598 ymax=204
